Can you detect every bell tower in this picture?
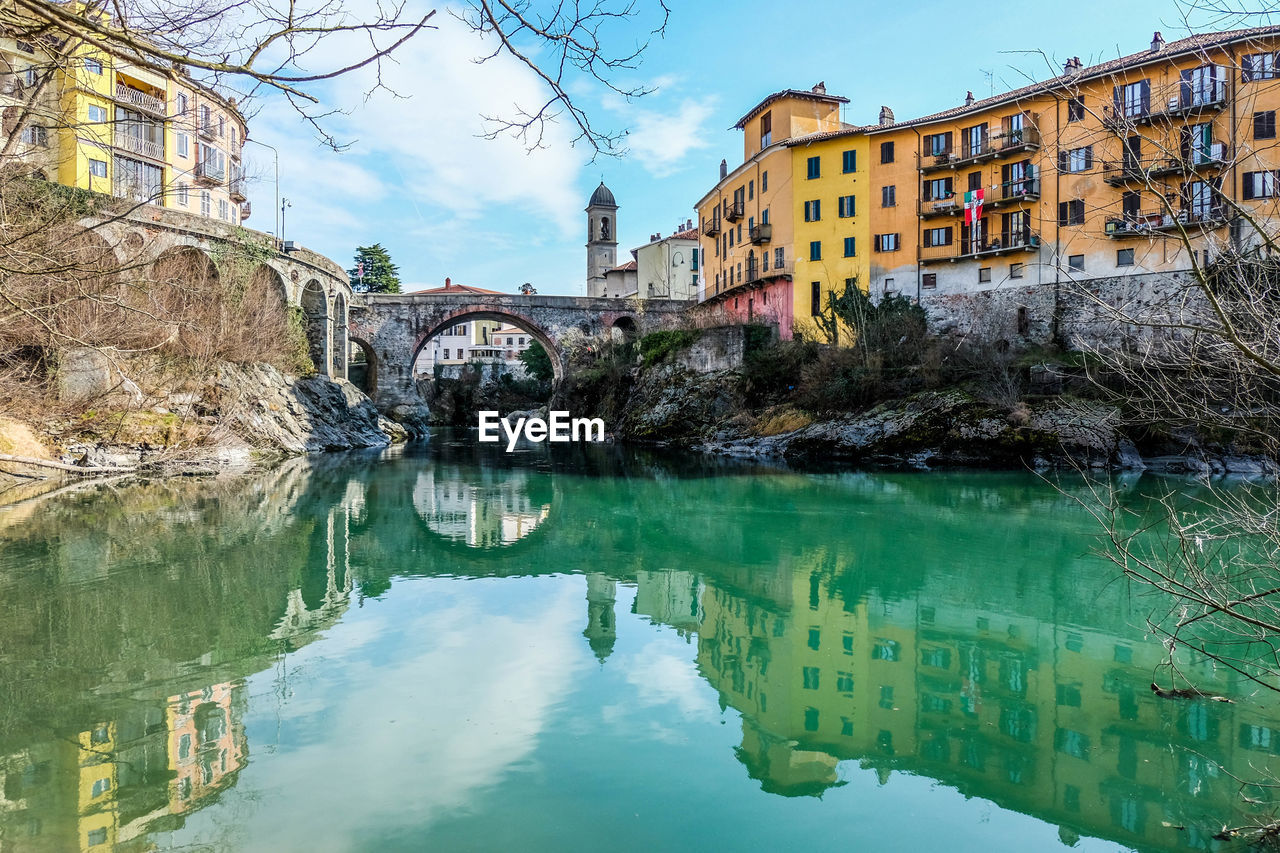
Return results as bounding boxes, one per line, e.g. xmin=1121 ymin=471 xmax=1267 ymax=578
xmin=586 ymin=181 xmax=618 ymax=297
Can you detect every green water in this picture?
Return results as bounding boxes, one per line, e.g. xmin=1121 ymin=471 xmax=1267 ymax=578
xmin=0 ymin=436 xmax=1277 ymax=852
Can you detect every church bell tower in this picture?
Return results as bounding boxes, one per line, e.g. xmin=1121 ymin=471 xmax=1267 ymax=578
xmin=586 ymin=181 xmax=618 ymax=297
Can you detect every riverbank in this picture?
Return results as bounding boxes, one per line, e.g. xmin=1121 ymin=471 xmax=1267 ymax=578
xmin=0 ymin=362 xmax=407 ymax=501
xmin=553 ymin=329 xmax=1279 ymax=477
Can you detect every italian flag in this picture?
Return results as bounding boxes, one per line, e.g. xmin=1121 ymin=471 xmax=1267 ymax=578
xmin=964 ymin=188 xmax=984 ymax=252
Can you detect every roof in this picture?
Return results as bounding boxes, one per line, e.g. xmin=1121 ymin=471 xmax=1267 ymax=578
xmin=407 ymin=278 xmax=504 ymax=295
xmin=734 ymin=86 xmax=849 ymax=129
xmin=493 ymin=325 xmax=528 ymax=334
xmin=606 ymin=260 xmax=637 ymax=273
xmin=860 ymin=25 xmax=1280 ymax=133
xmin=670 ymin=226 xmax=701 ymax=241
xmin=589 ymin=181 xmax=617 ymax=208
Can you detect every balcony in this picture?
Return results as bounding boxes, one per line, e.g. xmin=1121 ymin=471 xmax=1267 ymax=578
xmin=1103 ymin=78 xmax=1227 ymax=128
xmin=194 ymin=160 xmax=224 ymax=183
xmin=113 ymin=130 xmax=163 ymax=161
xmin=749 ymin=222 xmax=772 ymax=244
xmin=740 ymin=260 xmax=794 ymax=287
xmin=1105 ymin=207 xmax=1228 ymax=237
xmin=229 ymin=173 xmax=247 ymax=201
xmin=724 ymin=199 xmax=745 ymax=222
xmin=115 ymin=82 xmax=165 ymax=116
xmin=921 ymin=231 xmax=1041 ymax=265
xmin=1102 ymin=144 xmax=1229 ymax=187
xmin=920 ymin=120 xmax=1040 ymax=173
xmin=198 ymin=121 xmax=219 ymax=141
xmin=919 ymin=198 xmax=962 ymax=218
xmin=702 ymin=214 xmax=721 ymax=236
xmin=240 ymin=200 xmax=251 ymax=220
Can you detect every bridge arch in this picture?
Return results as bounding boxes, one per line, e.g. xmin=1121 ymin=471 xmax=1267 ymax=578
xmin=332 ymin=292 xmax=349 ymax=380
xmin=349 ymin=335 xmax=377 ymax=396
xmin=301 ymin=279 xmax=332 ymax=377
xmin=412 ymin=309 xmax=565 ymax=383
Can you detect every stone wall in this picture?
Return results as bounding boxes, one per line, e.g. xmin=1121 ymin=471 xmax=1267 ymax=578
xmin=919 ymin=270 xmax=1198 ymax=351
xmin=673 ymin=325 xmax=750 ymax=373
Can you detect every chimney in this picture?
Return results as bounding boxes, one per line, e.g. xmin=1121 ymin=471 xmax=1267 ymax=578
xmin=964 ymin=91 xmax=975 ymax=107
xmin=1151 ymin=31 xmax=1165 ymax=52
xmin=719 ymin=158 xmax=727 ymax=179
xmin=444 ymin=276 xmax=451 ymax=288
xmin=878 ymin=105 xmax=895 ymax=126
xmin=1063 ymin=56 xmax=1083 ymax=76
xmin=812 ymin=81 xmax=826 ymax=95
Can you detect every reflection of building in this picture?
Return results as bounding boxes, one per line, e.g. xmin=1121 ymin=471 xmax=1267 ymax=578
xmin=0 ymin=681 xmax=248 ymax=852
xmin=412 ymin=467 xmax=551 ymax=548
xmin=583 ymin=573 xmax=618 ymax=663
xmin=628 ymin=559 xmax=1280 ymax=851
xmin=633 ymin=569 xmax=703 ymax=636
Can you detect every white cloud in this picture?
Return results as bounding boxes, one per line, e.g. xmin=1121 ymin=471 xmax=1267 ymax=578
xmin=620 ymin=97 xmax=717 ymax=177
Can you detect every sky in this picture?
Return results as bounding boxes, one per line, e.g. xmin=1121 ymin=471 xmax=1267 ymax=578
xmin=240 ymin=0 xmax=1252 ymax=295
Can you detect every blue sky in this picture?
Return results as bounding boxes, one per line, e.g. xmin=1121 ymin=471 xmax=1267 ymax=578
xmin=243 ymin=0 xmax=1234 ymax=295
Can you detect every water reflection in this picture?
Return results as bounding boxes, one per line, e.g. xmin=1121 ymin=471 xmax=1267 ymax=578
xmin=0 ymin=443 xmax=1277 ymax=851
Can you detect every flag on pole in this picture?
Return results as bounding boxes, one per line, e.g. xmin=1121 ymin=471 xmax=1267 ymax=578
xmin=964 ymin=188 xmax=984 ymax=253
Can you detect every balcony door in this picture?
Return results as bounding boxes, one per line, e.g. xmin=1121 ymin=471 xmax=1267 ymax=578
xmin=1181 ymin=65 xmax=1224 ymax=107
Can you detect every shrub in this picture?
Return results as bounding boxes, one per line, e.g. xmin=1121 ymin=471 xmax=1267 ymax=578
xmin=638 ymin=329 xmax=698 ymax=367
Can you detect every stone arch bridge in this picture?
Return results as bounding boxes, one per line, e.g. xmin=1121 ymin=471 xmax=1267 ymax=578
xmin=348 ymin=293 xmax=689 ymax=408
xmin=88 ymin=206 xmax=353 ymax=380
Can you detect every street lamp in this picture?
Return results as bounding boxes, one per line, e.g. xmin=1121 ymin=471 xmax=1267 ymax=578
xmin=281 ymin=197 xmax=292 ymax=247
xmin=243 ymin=136 xmax=280 ymax=248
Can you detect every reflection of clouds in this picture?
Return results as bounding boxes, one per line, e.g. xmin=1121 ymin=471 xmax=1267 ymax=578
xmin=169 ymin=577 xmax=586 ymax=853
xmin=623 ymin=646 xmax=719 ymax=719
xmin=413 ymin=468 xmax=550 ymax=548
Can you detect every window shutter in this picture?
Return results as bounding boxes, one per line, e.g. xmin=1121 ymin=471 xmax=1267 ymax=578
xmin=943 ymin=177 xmax=952 ymax=196
xmin=1244 ymin=53 xmax=1255 ymax=82
xmin=1057 ymin=150 xmax=1067 ymax=172
xmin=1084 ymin=147 xmax=1093 ymax=169
xmin=1244 ymin=173 xmax=1256 ymax=200
xmin=1112 ymin=84 xmax=1121 ymax=112
xmin=1058 ymin=201 xmax=1068 ymax=225
xmin=1140 ymin=79 xmax=1151 ymax=112
xmin=943 ymin=131 xmax=953 ymax=153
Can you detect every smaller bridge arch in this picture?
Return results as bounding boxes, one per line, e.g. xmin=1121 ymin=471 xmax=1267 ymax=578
xmin=412 ymin=309 xmax=564 ymax=384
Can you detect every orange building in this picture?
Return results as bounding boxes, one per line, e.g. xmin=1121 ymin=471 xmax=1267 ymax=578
xmin=863 ymin=25 xmax=1280 ymax=342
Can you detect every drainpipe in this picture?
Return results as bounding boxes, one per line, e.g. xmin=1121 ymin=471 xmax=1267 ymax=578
xmin=1052 ymin=93 xmax=1063 ymax=347
xmin=914 ymin=126 xmax=923 ymax=303
xmin=1229 ymin=43 xmax=1239 ymax=252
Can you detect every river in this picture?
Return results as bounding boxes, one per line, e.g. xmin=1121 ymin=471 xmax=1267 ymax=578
xmin=0 ymin=435 xmax=1274 ymax=852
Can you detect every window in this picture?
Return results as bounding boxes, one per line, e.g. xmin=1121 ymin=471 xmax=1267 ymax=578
xmin=883 ymin=277 xmax=895 ymax=293
xmin=20 ymin=125 xmax=46 ymax=146
xmin=201 ymin=190 xmax=211 ymax=216
xmin=1055 ymin=727 xmax=1091 ymax=759
xmin=1255 ymin=111 xmax=1276 ymax=139
xmin=879 ymin=686 xmax=895 ymax=708
xmin=88 ymin=158 xmax=107 ymax=178
xmin=176 ymin=182 xmax=188 ymax=206
xmin=1244 ymin=170 xmax=1279 ymax=199
xmin=219 ymin=198 xmax=229 ymax=220
xmin=177 ymin=133 xmax=189 ymax=157
xmin=747 ymin=179 xmax=754 ymax=200
xmin=1068 ymin=254 xmax=1085 ymax=271
xmin=874 ymin=233 xmax=900 ymax=252
xmin=978 ymin=267 xmax=992 ymax=283
xmin=1117 ymin=248 xmax=1135 ymax=266
xmin=761 ymin=171 xmax=768 ymax=192
xmin=1017 ymin=306 xmax=1030 ymax=336
xmin=761 ymin=208 xmax=769 ymax=225
xmin=922 ymin=273 xmax=937 ymax=289
xmin=842 ymin=633 xmax=854 ymax=654
xmin=811 ymin=281 xmax=821 ymax=315
xmin=923 ymin=131 xmax=952 ymax=157
xmin=14 ymin=39 xmax=32 ymax=53
xmin=809 ymin=240 xmax=822 ymax=261
xmin=804 ymin=707 xmax=819 ymax=731
xmin=881 ymin=185 xmax=896 ymax=207
xmin=88 ymin=104 xmax=106 ymax=123
xmin=880 ymin=140 xmax=894 ymax=163
xmin=774 ymin=247 xmax=784 ymax=267
xmin=803 ymin=199 xmax=821 ymax=222
xmin=87 ymin=828 xmax=108 ymax=847
xmin=1059 ymin=145 xmax=1093 ymax=173
xmin=873 ymin=639 xmax=900 ymax=660
xmin=1244 ymin=52 xmax=1279 ymax=81
xmin=91 ymin=777 xmax=111 ymax=797
xmin=176 ymin=93 xmax=188 ymax=114
xmin=1117 ymin=79 xmax=1150 ymax=118
xmin=218 ymin=115 xmax=225 ymax=137
xmin=1058 ymin=199 xmax=1085 ymax=226
xmin=843 ymin=236 xmax=856 ymax=257
xmin=760 ymin=111 xmax=772 ymax=148
xmin=806 ymin=155 xmax=820 ymax=179
xmin=1067 ymin=96 xmax=1085 ymax=122
xmin=837 ymin=672 xmax=854 ymax=693
xmin=838 ymin=195 xmax=855 ymax=217
xmin=842 ymin=149 xmax=857 ymax=173
xmin=802 ymin=667 xmax=820 ymax=689
xmin=923 ymin=226 xmax=952 ymax=247
xmin=1010 ymin=262 xmax=1023 ymax=279
xmin=968 ymin=171 xmax=982 ymax=191
xmin=923 ymin=177 xmax=953 ymax=201
xmin=84 ymin=56 xmax=103 ymax=75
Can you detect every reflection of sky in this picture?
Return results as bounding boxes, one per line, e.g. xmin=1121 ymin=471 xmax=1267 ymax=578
xmin=161 ymin=581 xmax=1128 ymax=853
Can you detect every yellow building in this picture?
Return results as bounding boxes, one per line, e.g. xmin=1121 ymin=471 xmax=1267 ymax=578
xmin=0 ymin=27 xmax=250 ymax=226
xmin=695 ymin=84 xmax=851 ymax=338
xmin=789 ymin=127 xmax=872 ymax=341
xmin=861 ymin=25 xmax=1280 ymax=343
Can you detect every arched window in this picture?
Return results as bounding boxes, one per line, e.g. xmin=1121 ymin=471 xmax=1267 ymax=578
xmin=600 ymin=216 xmax=610 ymax=241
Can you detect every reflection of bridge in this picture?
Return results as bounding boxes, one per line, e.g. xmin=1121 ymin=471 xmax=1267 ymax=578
xmin=348 ymin=292 xmax=690 ymax=406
